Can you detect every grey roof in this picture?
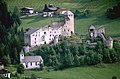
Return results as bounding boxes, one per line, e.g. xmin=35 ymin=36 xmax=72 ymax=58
xmin=51 ymin=20 xmax=65 ymax=28
xmin=25 ymin=28 xmax=40 ymax=35
xmin=48 ymin=7 xmax=57 ymax=10
xmin=108 ymin=36 xmax=113 ymax=41
xmin=22 ymin=56 xmax=43 ymax=63
xmin=25 ymin=7 xmax=34 ymax=10
xmin=20 ymin=50 xmax=24 ymax=54
xmin=89 ymin=25 xmax=95 ymax=29
xmin=58 ymin=8 xmax=67 ymax=10
xmin=64 ymin=11 xmax=74 ymax=15
xmin=21 ymin=7 xmax=34 ymax=10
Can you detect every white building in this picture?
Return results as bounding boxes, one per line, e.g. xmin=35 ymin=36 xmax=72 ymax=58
xmin=24 ymin=11 xmax=74 ymax=47
xmin=20 ymin=50 xmax=43 ymax=69
xmin=21 ymin=7 xmax=34 ymax=14
xmin=0 ymin=63 xmax=11 ymax=78
xmin=43 ymin=4 xmax=58 ymax=17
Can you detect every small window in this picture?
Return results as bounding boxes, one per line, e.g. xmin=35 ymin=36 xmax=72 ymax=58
xmin=35 ymin=42 xmax=36 ymax=44
xmin=68 ymin=29 xmax=69 ymax=31
xmin=50 ymin=35 xmax=51 ymax=37
xmin=71 ymin=31 xmax=73 ymax=34
xmin=35 ymin=62 xmax=37 ymax=66
xmin=64 ymin=29 xmax=65 ymax=31
xmin=90 ymin=29 xmax=94 ymax=31
xmin=49 ymin=38 xmax=51 ymax=40
xmin=35 ymin=38 xmax=36 ymax=40
xmin=44 ymin=32 xmax=46 ymax=34
xmin=26 ymin=64 xmax=28 ymax=68
xmin=44 ymin=42 xmax=46 ymax=44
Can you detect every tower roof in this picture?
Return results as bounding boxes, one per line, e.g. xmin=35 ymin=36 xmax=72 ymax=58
xmin=20 ymin=49 xmax=24 ymax=54
xmin=64 ymin=11 xmax=74 ymax=15
xmin=108 ymin=36 xmax=113 ymax=41
xmin=89 ymin=25 xmax=95 ymax=29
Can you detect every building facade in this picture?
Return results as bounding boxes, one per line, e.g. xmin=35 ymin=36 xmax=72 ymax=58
xmin=24 ymin=11 xmax=74 ymax=47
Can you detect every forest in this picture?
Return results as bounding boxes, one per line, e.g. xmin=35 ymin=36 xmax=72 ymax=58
xmin=0 ymin=0 xmax=24 ymax=65
xmin=31 ymin=37 xmax=120 ymax=70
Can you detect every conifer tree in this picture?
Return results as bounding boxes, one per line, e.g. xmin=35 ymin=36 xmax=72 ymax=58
xmin=12 ymin=6 xmax=21 ymax=26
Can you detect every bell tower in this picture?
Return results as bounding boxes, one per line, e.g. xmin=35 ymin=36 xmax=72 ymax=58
xmin=20 ymin=50 xmax=24 ymax=63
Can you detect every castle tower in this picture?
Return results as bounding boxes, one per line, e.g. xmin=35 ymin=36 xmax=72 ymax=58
xmin=106 ymin=36 xmax=113 ymax=49
xmin=63 ymin=11 xmax=74 ymax=36
xmin=20 ymin=50 xmax=24 ymax=63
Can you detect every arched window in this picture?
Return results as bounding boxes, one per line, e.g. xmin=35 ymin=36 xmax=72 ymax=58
xmin=44 ymin=41 xmax=46 ymax=44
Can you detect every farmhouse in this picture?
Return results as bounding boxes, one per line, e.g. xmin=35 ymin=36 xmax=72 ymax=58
xmin=24 ymin=11 xmax=74 ymax=47
xmin=20 ymin=50 xmax=43 ymax=69
xmin=0 ymin=63 xmax=11 ymax=78
xmin=43 ymin=4 xmax=68 ymax=17
xmin=43 ymin=4 xmax=57 ymax=17
xmin=21 ymin=7 xmax=34 ymax=14
xmin=88 ymin=25 xmax=113 ymax=49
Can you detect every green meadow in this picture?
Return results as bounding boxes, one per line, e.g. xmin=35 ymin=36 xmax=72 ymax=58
xmin=7 ymin=62 xmax=120 ymax=79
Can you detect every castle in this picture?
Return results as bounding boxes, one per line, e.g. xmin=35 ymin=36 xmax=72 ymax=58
xmin=88 ymin=25 xmax=113 ymax=49
xmin=24 ymin=11 xmax=74 ymax=47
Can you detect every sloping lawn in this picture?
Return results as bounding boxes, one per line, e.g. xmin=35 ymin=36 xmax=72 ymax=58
xmin=23 ymin=62 xmax=120 ymax=79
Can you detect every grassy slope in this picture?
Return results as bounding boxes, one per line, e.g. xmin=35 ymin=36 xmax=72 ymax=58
xmin=6 ymin=0 xmax=120 ymax=37
xmin=25 ymin=62 xmax=120 ymax=79
xmin=20 ymin=16 xmax=62 ymax=29
xmin=7 ymin=62 xmax=120 ymax=79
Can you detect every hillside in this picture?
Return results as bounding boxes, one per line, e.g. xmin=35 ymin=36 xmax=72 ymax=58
xmin=6 ymin=0 xmax=120 ymax=37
